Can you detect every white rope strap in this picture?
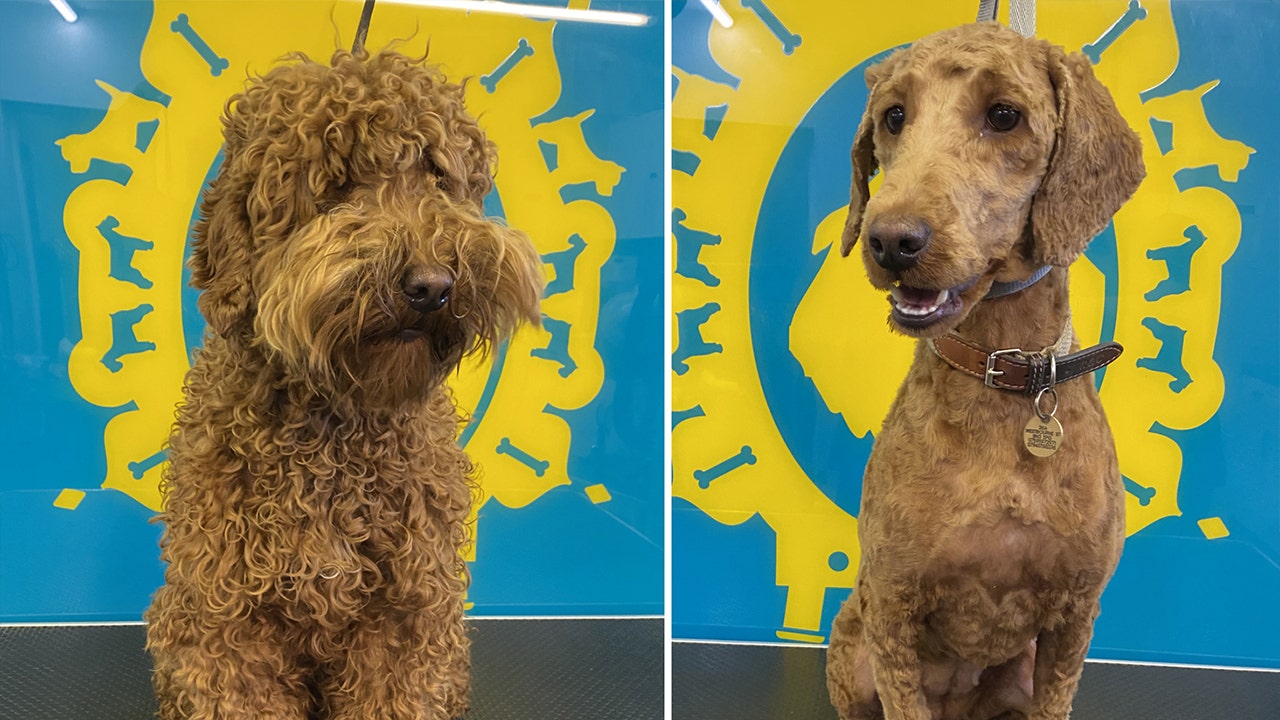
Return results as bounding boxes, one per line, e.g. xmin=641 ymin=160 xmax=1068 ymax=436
xmin=1009 ymin=0 xmax=1036 ymax=37
xmin=976 ymin=0 xmax=1036 ymax=37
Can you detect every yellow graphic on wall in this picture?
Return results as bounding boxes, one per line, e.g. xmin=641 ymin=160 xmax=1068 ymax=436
xmin=673 ymin=0 xmax=1250 ymax=642
xmin=58 ymin=0 xmax=613 ymax=558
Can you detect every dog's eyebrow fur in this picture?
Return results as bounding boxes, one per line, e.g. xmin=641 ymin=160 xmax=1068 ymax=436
xmin=869 ymin=71 xmax=916 ymax=114
xmin=970 ymin=67 xmax=1037 ymax=107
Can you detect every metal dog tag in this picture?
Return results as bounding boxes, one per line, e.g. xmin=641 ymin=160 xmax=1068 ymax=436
xmin=1023 ymin=415 xmax=1063 ymax=457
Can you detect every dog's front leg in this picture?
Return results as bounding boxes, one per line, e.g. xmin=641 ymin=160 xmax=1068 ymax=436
xmin=1026 ymin=599 xmax=1100 ymax=719
xmin=147 ymin=613 xmax=312 ymax=720
xmin=323 ymin=607 xmax=470 ymax=720
xmin=861 ymin=585 xmax=933 ymax=720
xmin=826 ymin=596 xmax=883 ymax=720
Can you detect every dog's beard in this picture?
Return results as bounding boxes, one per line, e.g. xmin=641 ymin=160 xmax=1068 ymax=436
xmin=255 ymin=273 xmax=535 ymax=406
xmin=358 ymin=327 xmax=468 ymax=406
xmin=258 ymin=287 xmax=478 ymax=404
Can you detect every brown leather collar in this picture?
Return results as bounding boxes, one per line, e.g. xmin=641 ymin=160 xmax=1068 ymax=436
xmin=930 ymin=334 xmax=1123 ymax=395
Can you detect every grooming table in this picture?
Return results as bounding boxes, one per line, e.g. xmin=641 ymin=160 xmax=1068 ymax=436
xmin=673 ymin=639 xmax=1280 ymax=720
xmin=0 ymin=618 xmax=661 ymax=720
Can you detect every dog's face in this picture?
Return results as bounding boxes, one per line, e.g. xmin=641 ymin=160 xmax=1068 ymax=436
xmin=189 ymin=50 xmax=543 ymax=402
xmin=841 ymin=23 xmax=1144 ymax=338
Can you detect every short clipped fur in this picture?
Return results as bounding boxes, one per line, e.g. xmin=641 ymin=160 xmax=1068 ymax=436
xmin=145 ymin=50 xmax=544 ymax=720
xmin=826 ymin=24 xmax=1143 ymax=720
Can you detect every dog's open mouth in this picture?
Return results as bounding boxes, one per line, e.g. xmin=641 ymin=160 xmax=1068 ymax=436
xmin=888 ymin=275 xmax=980 ymax=329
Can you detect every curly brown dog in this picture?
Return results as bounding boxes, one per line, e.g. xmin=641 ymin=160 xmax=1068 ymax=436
xmin=825 ymin=23 xmax=1144 ymax=720
xmin=144 ymin=49 xmax=543 ymax=720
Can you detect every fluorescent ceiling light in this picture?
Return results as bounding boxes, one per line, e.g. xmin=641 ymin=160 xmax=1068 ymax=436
xmin=698 ymin=0 xmax=733 ymax=28
xmin=49 ymin=0 xmax=77 ymax=23
xmin=392 ymin=0 xmax=649 ymax=27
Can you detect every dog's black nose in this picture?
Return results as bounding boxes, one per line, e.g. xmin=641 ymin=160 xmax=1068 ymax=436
xmin=403 ymin=269 xmax=453 ymax=314
xmin=867 ymin=216 xmax=932 ymax=272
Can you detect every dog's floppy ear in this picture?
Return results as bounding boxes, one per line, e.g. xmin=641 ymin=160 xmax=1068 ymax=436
xmin=188 ymin=149 xmax=257 ymax=338
xmin=188 ymin=85 xmax=293 ymax=339
xmin=840 ymin=101 xmax=878 ymax=257
xmin=190 ymin=63 xmax=345 ymax=339
xmin=841 ymin=54 xmax=899 ymax=257
xmin=1031 ymin=47 xmax=1145 ymax=267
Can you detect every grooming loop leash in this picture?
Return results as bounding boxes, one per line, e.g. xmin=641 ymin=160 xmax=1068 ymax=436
xmin=959 ymin=2 xmax=1057 ymax=455
xmin=352 ymin=0 xmax=377 ymax=54
xmin=976 ymin=0 xmax=1036 ymax=37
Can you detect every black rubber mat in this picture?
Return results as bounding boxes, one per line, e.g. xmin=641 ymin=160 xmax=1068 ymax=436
xmin=468 ymin=618 xmax=662 ymax=720
xmin=0 ymin=618 xmax=661 ymax=720
xmin=672 ymin=641 xmax=1280 ymax=720
xmin=0 ymin=625 xmax=153 ymax=720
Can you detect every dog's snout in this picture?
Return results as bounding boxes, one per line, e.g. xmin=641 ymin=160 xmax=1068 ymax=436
xmin=867 ymin=216 xmax=932 ymax=272
xmin=403 ymin=268 xmax=454 ymax=314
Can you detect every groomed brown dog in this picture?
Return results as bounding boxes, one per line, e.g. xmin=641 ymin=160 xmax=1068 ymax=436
xmin=144 ymin=50 xmax=543 ymax=719
xmin=825 ymin=23 xmax=1143 ymax=720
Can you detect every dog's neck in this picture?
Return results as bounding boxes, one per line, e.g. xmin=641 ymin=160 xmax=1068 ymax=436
xmin=952 ymin=266 xmax=1073 ymax=353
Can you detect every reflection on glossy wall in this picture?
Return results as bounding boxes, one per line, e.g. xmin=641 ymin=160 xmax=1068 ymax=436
xmin=0 ymin=0 xmax=663 ymax=621
xmin=672 ymin=0 xmax=1280 ymax=668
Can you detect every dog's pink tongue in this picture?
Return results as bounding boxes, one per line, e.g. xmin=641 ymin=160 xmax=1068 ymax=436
xmin=898 ymin=285 xmax=939 ymax=304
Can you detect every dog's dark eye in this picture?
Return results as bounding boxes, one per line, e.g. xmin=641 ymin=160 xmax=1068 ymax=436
xmin=884 ymin=105 xmax=906 ymax=135
xmin=986 ymin=104 xmax=1021 ymax=132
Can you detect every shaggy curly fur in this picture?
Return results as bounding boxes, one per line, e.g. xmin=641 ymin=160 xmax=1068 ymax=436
xmin=144 ymin=49 xmax=543 ymax=720
xmin=825 ymin=24 xmax=1143 ymax=720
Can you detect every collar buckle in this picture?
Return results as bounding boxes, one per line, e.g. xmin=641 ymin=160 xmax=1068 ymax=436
xmin=984 ymin=348 xmax=1025 ymax=388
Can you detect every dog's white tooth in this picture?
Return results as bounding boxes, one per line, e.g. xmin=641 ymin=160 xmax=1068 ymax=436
xmin=890 ymin=286 xmax=905 ymax=303
xmin=900 ymin=303 xmax=938 ymax=317
xmin=938 ymin=289 xmax=949 ymax=304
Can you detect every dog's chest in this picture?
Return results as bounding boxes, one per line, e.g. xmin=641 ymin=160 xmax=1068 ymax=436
xmin=243 ymin=448 xmax=467 ymax=613
xmin=927 ymin=517 xmax=1069 ymax=589
xmin=918 ymin=518 xmax=1080 ymax=663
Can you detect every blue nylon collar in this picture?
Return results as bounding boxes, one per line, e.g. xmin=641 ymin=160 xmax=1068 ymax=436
xmin=984 ymin=265 xmax=1053 ymax=300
